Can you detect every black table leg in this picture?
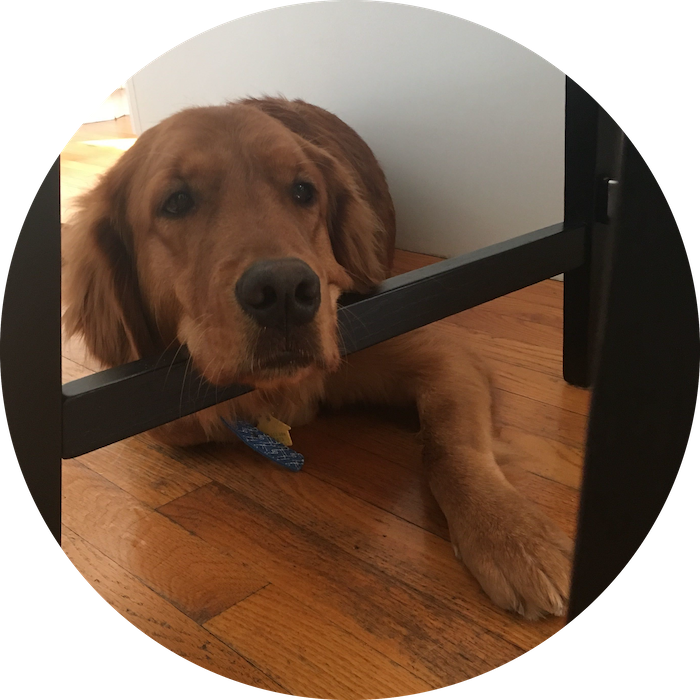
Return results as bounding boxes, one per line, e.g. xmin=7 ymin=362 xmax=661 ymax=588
xmin=1 ymin=158 xmax=62 ymax=544
xmin=563 ymin=79 xmax=624 ymax=387
xmin=567 ymin=138 xmax=699 ymax=620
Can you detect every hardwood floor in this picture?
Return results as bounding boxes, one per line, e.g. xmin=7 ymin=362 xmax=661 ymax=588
xmin=60 ymin=118 xmax=588 ymax=698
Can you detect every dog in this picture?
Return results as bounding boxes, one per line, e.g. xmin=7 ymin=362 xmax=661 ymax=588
xmin=63 ymin=97 xmax=573 ymax=619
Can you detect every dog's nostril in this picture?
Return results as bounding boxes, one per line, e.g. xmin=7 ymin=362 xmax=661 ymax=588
xmin=248 ymin=285 xmax=277 ymax=310
xmin=295 ymin=279 xmax=319 ymax=305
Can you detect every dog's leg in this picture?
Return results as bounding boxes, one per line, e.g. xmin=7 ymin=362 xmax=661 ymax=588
xmin=325 ymin=324 xmax=573 ymax=619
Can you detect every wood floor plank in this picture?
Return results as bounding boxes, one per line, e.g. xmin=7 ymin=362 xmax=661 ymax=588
xmin=62 ymin=460 xmax=269 ymax=623
xmin=295 ymin=411 xmax=579 ymax=537
xmin=389 ymin=248 xmax=441 ymax=275
xmin=494 ymin=389 xmax=588 ymax=450
xmin=509 ymin=279 xmax=564 ymax=310
xmin=448 ymin=303 xmax=563 ymax=350
xmin=497 ymin=427 xmax=584 ymax=492
xmin=423 ymin=320 xmax=589 ymax=415
xmin=157 ymin=444 xmax=565 ymax=650
xmin=70 ymin=115 xmax=135 ymax=140
xmin=62 ymin=527 xmax=287 ymax=693
xmin=455 ymin=326 xmax=566 ymax=379
xmin=205 ymin=584 xmax=433 ymax=699
xmin=310 ymin=406 xmax=422 ymax=474
xmin=75 ymin=436 xmax=212 ymax=509
xmin=61 ymin=147 xmax=124 ymax=172
xmin=463 ymin=293 xmax=564 ymax=329
xmin=483 ymin=348 xmax=589 ymax=415
xmin=291 ymin=417 xmax=449 ymax=539
xmin=160 ymin=482 xmax=524 ymax=687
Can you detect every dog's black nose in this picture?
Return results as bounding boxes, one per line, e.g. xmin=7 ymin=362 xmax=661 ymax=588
xmin=235 ymin=258 xmax=321 ymax=330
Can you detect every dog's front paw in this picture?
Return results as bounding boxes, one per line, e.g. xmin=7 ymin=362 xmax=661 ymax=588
xmin=448 ymin=482 xmax=573 ymax=619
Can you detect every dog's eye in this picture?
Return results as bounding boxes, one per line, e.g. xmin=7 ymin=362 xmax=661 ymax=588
xmin=162 ymin=191 xmax=194 ymax=217
xmin=291 ymin=181 xmax=315 ymax=205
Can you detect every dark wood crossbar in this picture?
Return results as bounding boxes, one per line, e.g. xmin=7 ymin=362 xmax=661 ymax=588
xmin=61 ymin=221 xmax=585 ymax=459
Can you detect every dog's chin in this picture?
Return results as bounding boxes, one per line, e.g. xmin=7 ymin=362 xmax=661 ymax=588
xmin=200 ymin=352 xmax=323 ymax=390
xmin=246 ymin=364 xmax=318 ymax=391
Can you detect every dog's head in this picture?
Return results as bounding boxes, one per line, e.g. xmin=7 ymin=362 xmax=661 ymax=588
xmin=63 ymin=103 xmax=393 ymax=388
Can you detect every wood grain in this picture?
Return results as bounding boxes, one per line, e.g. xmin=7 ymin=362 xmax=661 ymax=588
xmin=62 ymin=527 xmax=287 ymax=693
xmin=63 ymin=459 xmax=269 ymax=622
xmin=160 ymin=482 xmax=523 ymax=687
xmin=205 ymin=584 xmax=433 ymax=699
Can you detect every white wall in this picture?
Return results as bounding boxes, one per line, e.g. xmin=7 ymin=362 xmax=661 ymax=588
xmin=127 ymin=2 xmax=564 ymax=258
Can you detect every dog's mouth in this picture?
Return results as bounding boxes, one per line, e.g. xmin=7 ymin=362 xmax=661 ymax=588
xmin=187 ymin=317 xmax=329 ymax=388
xmin=245 ymin=325 xmax=324 ymax=378
xmin=203 ymin=341 xmax=323 ymax=388
xmin=194 ymin=350 xmax=318 ymax=388
xmin=255 ymin=350 xmax=315 ymax=371
xmin=231 ymin=349 xmax=320 ymax=389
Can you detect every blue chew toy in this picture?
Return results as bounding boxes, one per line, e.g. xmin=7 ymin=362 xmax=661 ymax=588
xmin=221 ymin=418 xmax=304 ymax=472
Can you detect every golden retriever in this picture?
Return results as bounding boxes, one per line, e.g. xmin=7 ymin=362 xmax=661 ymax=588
xmin=63 ymin=97 xmax=572 ymax=619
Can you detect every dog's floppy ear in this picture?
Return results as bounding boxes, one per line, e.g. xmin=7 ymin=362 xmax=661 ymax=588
xmin=306 ymin=144 xmax=392 ymax=294
xmin=62 ymin=150 xmax=160 ymax=367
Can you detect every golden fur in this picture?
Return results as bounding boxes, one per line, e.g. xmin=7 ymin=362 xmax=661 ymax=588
xmin=63 ymin=97 xmax=572 ymax=618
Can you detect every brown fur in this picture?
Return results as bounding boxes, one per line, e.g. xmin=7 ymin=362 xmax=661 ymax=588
xmin=63 ymin=97 xmax=572 ymax=618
